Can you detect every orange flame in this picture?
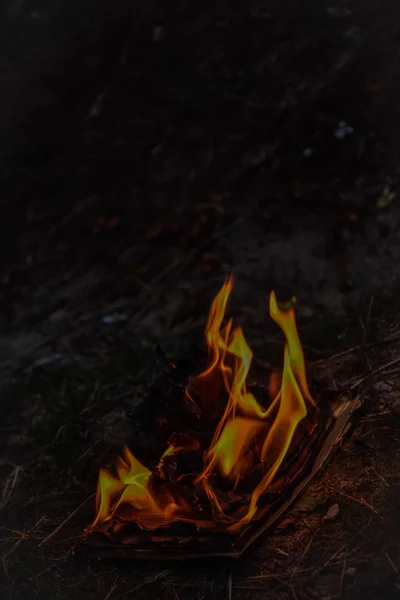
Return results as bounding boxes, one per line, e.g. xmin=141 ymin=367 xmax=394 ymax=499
xmin=90 ymin=277 xmax=318 ymax=534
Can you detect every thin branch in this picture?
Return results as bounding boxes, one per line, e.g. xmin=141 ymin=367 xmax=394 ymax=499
xmin=103 ymin=583 xmax=119 ymax=600
xmin=312 ymin=331 xmax=400 ymax=366
xmin=333 ymin=489 xmax=380 ymax=516
xmin=39 ymin=493 xmax=95 ymax=547
xmin=348 ymin=355 xmax=400 ymax=390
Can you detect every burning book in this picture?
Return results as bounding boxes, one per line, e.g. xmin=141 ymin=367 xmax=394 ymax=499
xmin=84 ymin=277 xmax=360 ymax=559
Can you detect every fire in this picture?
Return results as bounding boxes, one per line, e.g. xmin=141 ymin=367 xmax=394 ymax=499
xmin=89 ymin=277 xmax=319 ymax=534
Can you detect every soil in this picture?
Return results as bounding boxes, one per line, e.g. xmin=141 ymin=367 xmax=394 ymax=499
xmin=1 ymin=1 xmax=400 ymax=599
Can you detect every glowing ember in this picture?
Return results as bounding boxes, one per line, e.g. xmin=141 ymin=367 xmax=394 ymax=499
xmin=89 ymin=277 xmax=320 ymax=535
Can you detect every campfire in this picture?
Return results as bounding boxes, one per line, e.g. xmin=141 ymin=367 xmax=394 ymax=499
xmin=85 ymin=277 xmax=360 ymax=559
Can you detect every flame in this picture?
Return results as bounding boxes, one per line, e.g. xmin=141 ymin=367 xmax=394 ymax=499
xmin=89 ymin=277 xmax=318 ymax=534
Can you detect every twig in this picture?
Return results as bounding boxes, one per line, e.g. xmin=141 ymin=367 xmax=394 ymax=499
xmin=360 ymin=413 xmax=391 ymax=423
xmin=384 ymin=552 xmax=398 ymax=575
xmin=370 ymin=467 xmax=389 ymax=488
xmin=273 ymin=518 xmax=373 ymax=594
xmin=103 ymin=583 xmax=119 ymax=600
xmin=337 ymin=545 xmax=348 ymax=598
xmin=77 ymin=442 xmax=98 ymax=463
xmin=124 ymin=570 xmax=171 ymax=595
xmin=274 ymin=546 xmax=289 ymax=557
xmin=312 ymin=331 xmax=400 ymax=365
xmin=363 ymin=296 xmax=374 ymax=344
xmin=290 ymin=530 xmax=318 ymax=579
xmin=2 ymin=536 xmax=24 ymax=560
xmin=312 ymin=542 xmax=353 ymax=579
xmin=2 ymin=516 xmax=46 ymax=560
xmin=0 ymin=525 xmax=29 ymax=537
xmin=81 ymin=378 xmax=102 ymax=414
xmin=2 ymin=555 xmax=9 ymax=580
xmin=228 ymin=570 xmax=232 ymax=600
xmin=333 ymin=489 xmax=380 ymax=516
xmin=0 ymin=465 xmax=22 ymax=511
xmin=39 ymin=493 xmax=95 ymax=547
xmin=289 ymin=585 xmax=299 ymax=600
xmin=348 ymin=356 xmax=400 ymax=390
xmin=360 ymin=410 xmax=390 ymax=421
xmin=372 ymin=367 xmax=400 ymax=379
xmin=247 ymin=571 xmax=286 ymax=585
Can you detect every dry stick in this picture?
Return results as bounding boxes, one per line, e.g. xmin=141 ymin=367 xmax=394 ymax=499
xmin=0 ymin=525 xmax=29 ymax=537
xmin=77 ymin=442 xmax=98 ymax=463
xmin=0 ymin=465 xmax=22 ymax=510
xmin=370 ymin=467 xmax=389 ymax=488
xmin=289 ymin=585 xmax=299 ymax=600
xmin=311 ymin=331 xmax=400 ymax=365
xmin=103 ymin=583 xmax=119 ymax=600
xmin=39 ymin=493 xmax=95 ymax=547
xmin=308 ymin=542 xmax=353 ymax=580
xmin=363 ymin=296 xmax=374 ymax=344
xmin=2 ymin=536 xmax=24 ymax=560
xmin=312 ymin=536 xmax=371 ymax=577
xmin=81 ymin=378 xmax=102 ymax=415
xmin=124 ymin=570 xmax=171 ymax=595
xmin=290 ymin=530 xmax=318 ymax=580
xmin=360 ymin=410 xmax=391 ymax=420
xmin=384 ymin=552 xmax=398 ymax=575
xmin=247 ymin=570 xmax=287 ymax=585
xmin=2 ymin=515 xmax=47 ymax=560
xmin=338 ymin=545 xmax=349 ymax=598
xmin=333 ymin=489 xmax=380 ymax=517
xmin=372 ymin=367 xmax=400 ymax=379
xmin=348 ymin=356 xmax=400 ymax=391
xmin=273 ymin=518 xmax=373 ymax=593
xmin=228 ymin=570 xmax=233 ymax=600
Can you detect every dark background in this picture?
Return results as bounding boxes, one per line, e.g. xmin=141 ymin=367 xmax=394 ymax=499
xmin=1 ymin=0 xmax=400 ymax=368
xmin=0 ymin=2 xmax=399 ymax=599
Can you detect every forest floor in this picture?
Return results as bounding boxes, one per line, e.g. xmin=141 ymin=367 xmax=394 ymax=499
xmin=1 ymin=1 xmax=400 ymax=598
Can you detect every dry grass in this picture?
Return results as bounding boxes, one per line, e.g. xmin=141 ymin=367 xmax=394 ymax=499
xmin=0 ymin=311 xmax=399 ymax=599
xmin=1 ymin=2 xmax=400 ymax=599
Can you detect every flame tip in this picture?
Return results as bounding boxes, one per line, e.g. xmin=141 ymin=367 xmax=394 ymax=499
xmin=92 ymin=276 xmax=318 ymax=533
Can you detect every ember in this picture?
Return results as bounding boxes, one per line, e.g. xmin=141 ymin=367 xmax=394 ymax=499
xmin=85 ymin=277 xmax=359 ymax=558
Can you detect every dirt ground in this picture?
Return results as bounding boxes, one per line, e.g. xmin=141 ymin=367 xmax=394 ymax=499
xmin=1 ymin=1 xmax=400 ymax=598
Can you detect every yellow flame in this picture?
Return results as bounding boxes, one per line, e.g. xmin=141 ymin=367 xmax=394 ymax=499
xmin=230 ymin=344 xmax=308 ymax=530
xmin=90 ymin=277 xmax=317 ymax=533
xmin=269 ymin=291 xmax=316 ymax=408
